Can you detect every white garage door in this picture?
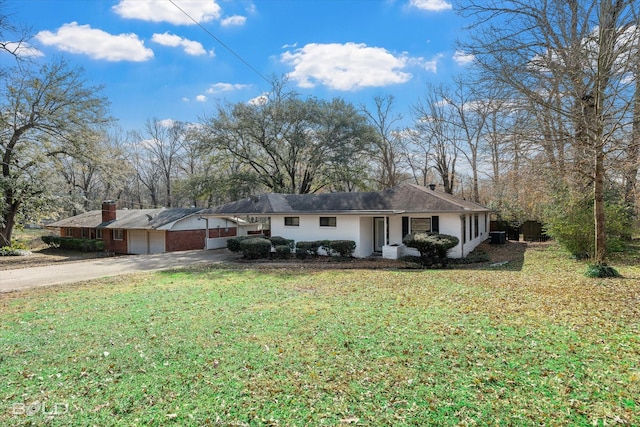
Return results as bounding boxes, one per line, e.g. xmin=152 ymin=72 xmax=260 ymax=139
xmin=148 ymin=231 xmax=165 ymax=254
xmin=128 ymin=230 xmax=148 ymax=254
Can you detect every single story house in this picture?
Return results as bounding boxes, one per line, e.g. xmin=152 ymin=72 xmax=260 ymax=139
xmin=204 ymin=183 xmax=491 ymax=259
xmin=46 ymin=201 xmax=260 ymax=255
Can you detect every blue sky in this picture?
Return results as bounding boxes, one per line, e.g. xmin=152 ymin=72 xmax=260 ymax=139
xmin=3 ymin=0 xmax=474 ymax=131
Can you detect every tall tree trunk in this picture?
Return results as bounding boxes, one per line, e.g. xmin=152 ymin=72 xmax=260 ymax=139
xmin=594 ymin=148 xmax=607 ymax=263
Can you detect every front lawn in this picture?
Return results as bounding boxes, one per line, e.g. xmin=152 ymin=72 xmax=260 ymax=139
xmin=1 ymin=243 xmax=638 ymax=426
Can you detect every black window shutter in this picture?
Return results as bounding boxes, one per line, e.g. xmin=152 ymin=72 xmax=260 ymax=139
xmin=402 ymin=216 xmax=409 ymax=237
xmin=432 ymin=216 xmax=439 ymax=233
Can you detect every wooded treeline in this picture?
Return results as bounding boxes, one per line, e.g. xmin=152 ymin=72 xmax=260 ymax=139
xmin=1 ymin=0 xmax=638 ymax=261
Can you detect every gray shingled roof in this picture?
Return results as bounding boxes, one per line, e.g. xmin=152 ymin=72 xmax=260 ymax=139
xmin=205 ymin=183 xmax=490 ymax=215
xmin=48 ymin=208 xmax=203 ymax=230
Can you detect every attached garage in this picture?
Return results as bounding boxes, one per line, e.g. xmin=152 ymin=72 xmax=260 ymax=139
xmin=128 ymin=230 xmax=166 ymax=255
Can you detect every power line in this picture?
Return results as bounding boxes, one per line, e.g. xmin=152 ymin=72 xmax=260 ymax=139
xmin=168 ymin=0 xmax=271 ymax=85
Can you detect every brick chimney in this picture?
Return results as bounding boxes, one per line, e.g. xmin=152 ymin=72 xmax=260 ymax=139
xmin=102 ymin=200 xmax=117 ymax=223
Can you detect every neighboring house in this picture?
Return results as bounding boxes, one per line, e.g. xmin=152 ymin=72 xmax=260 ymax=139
xmin=204 ymin=183 xmax=491 ymax=259
xmin=47 ymin=201 xmax=260 ymax=255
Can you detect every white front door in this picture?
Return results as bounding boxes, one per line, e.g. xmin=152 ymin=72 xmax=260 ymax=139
xmin=374 ymin=217 xmax=386 ymax=252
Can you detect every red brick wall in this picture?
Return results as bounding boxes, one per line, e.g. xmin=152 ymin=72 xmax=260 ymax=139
xmin=209 ymin=227 xmax=237 ymax=238
xmin=103 ymin=229 xmax=127 ymax=254
xmin=166 ymin=230 xmax=206 ymax=252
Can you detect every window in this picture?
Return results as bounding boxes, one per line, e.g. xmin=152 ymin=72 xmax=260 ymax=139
xmin=113 ymin=229 xmax=124 ymax=241
xmin=284 ymin=216 xmax=300 ymax=226
xmin=410 ymin=218 xmax=431 ymax=233
xmin=319 ymin=217 xmax=337 ymax=227
xmin=65 ymin=228 xmax=74 ymax=237
xmin=96 ymin=229 xmax=103 ymax=239
xmin=81 ymin=228 xmax=87 ymax=238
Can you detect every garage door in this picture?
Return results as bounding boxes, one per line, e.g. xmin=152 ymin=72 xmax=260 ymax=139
xmin=148 ymin=231 xmax=165 ymax=254
xmin=128 ymin=230 xmax=148 ymax=254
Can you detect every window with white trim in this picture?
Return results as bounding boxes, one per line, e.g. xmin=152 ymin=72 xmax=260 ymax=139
xmin=65 ymin=228 xmax=74 ymax=237
xmin=113 ymin=229 xmax=124 ymax=241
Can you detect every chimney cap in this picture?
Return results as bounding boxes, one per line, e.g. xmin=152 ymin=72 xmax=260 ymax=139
xmin=428 ymin=184 xmax=436 ymax=191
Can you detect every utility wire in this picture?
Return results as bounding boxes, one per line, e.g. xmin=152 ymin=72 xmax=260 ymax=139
xmin=168 ymin=0 xmax=271 ymax=85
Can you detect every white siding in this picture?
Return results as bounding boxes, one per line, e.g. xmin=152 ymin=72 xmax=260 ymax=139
xmin=388 ymin=216 xmax=404 ymax=245
xmin=271 ymin=214 xmax=371 ymax=258
xmin=170 ymin=216 xmax=231 ymax=231
xmin=358 ymin=217 xmax=374 ymax=258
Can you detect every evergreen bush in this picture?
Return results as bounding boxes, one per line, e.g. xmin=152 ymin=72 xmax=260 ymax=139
xmin=239 ymin=237 xmax=272 ymax=259
xmin=403 ymin=232 xmax=459 ymax=268
xmin=41 ymin=236 xmax=105 ymax=252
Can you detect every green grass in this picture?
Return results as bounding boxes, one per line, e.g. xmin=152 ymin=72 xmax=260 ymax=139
xmin=1 ymin=243 xmax=639 ymax=426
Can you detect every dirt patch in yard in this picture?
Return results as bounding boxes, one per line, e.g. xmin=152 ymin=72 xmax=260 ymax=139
xmin=0 ymin=248 xmax=106 ymax=271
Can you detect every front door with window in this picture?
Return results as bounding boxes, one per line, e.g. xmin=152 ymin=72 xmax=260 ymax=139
xmin=374 ymin=217 xmax=386 ymax=252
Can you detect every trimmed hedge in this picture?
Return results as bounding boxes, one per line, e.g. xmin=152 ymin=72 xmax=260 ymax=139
xmin=239 ymin=237 xmax=272 ymax=260
xmin=295 ymin=240 xmax=356 ymax=259
xmin=295 ymin=241 xmax=322 ymax=259
xmin=273 ymin=245 xmax=292 ymax=259
xmin=327 ymin=240 xmax=356 ymax=258
xmin=403 ymin=232 xmax=459 ymax=268
xmin=41 ymin=236 xmax=105 ymax=252
xmin=226 ymin=236 xmax=253 ymax=252
xmin=269 ymin=236 xmax=294 ymax=251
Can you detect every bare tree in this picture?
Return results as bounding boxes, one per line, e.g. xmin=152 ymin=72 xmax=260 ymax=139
xmin=411 ymin=84 xmax=460 ymax=194
xmin=361 ymin=95 xmax=407 ymax=189
xmin=460 ymin=0 xmax=639 ymax=263
xmin=133 ymin=118 xmax=186 ymax=207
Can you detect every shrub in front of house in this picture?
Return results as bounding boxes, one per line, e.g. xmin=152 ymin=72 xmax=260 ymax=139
xmin=239 ymin=237 xmax=272 ymax=259
xmin=269 ymin=236 xmax=294 ymax=251
xmin=273 ymin=245 xmax=292 ymax=259
xmin=294 ymin=241 xmax=314 ymax=259
xmin=327 ymin=240 xmax=356 ymax=258
xmin=41 ymin=236 xmax=105 ymax=252
xmin=295 ymin=241 xmax=325 ymax=259
xmin=226 ymin=236 xmax=253 ymax=252
xmin=403 ymin=232 xmax=459 ymax=268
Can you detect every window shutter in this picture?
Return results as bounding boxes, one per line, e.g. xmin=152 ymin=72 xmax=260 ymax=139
xmin=402 ymin=216 xmax=409 ymax=237
xmin=432 ymin=216 xmax=440 ymax=233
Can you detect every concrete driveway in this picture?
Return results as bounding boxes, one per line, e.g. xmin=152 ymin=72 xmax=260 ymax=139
xmin=0 ymin=249 xmax=238 ymax=293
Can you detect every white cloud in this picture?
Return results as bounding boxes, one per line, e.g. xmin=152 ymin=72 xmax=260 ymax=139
xmin=205 ymin=83 xmax=251 ymax=94
xmin=221 ymin=15 xmax=247 ymax=27
xmin=409 ymin=0 xmax=453 ymax=12
xmin=196 ymin=95 xmax=208 ymax=102
xmin=453 ymin=50 xmax=475 ymax=66
xmin=281 ymin=42 xmax=412 ymax=91
xmin=158 ymin=118 xmax=175 ymax=127
xmin=422 ymin=53 xmax=443 ymax=73
xmin=248 ymin=94 xmax=268 ymax=106
xmin=1 ymin=41 xmax=44 ymax=58
xmin=113 ymin=0 xmax=221 ymax=25
xmin=151 ymin=32 xmax=208 ymax=56
xmin=35 ymin=22 xmax=153 ymax=62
